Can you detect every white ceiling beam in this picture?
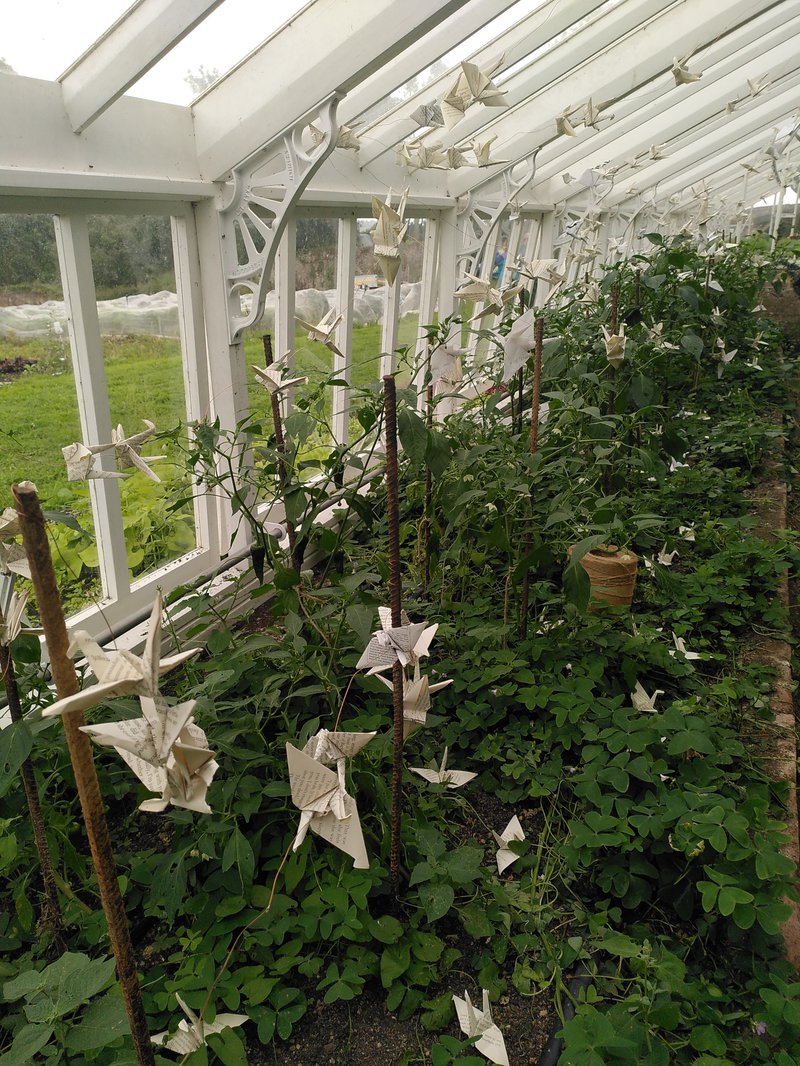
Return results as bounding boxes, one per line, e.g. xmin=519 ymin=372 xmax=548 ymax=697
xmin=444 ymin=0 xmax=780 ymax=198
xmin=0 ymin=74 xmax=208 ymax=198
xmin=59 ymin=0 xmax=225 ymax=133
xmin=337 ymin=0 xmax=520 ymax=126
xmin=192 ymin=0 xmax=469 ymax=181
xmin=602 ymin=86 xmax=800 ymax=207
xmin=356 ymin=0 xmax=606 ymax=167
xmin=529 ymin=4 xmax=800 ymax=199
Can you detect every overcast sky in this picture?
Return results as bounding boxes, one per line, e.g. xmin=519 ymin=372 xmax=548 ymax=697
xmin=3 ymin=0 xmax=307 ymax=104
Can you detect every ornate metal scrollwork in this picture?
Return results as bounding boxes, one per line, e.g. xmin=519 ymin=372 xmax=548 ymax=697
xmin=219 ymin=94 xmax=340 ymax=342
xmin=455 ymin=151 xmax=539 ymax=278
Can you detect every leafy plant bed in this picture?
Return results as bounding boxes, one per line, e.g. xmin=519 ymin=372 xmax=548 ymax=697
xmin=4 ymin=238 xmax=800 ymax=1066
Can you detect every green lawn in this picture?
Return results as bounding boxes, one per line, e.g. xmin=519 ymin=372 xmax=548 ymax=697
xmin=2 ymin=315 xmax=422 ymax=503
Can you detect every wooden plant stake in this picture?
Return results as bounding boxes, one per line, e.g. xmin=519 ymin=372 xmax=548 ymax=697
xmin=12 ymin=482 xmax=155 ymax=1066
xmin=262 ymin=334 xmax=299 ymax=568
xmin=520 ymin=317 xmax=544 ymax=639
xmin=0 ymin=600 xmax=65 ymax=942
xmin=382 ymin=377 xmax=404 ymax=894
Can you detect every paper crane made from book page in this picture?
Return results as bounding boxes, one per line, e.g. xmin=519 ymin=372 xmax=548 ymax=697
xmin=112 ymin=421 xmax=165 ymax=483
xmin=152 ymin=994 xmax=248 ymax=1055
xmin=356 ymin=606 xmax=438 ymax=676
xmin=42 ymin=592 xmax=200 ymax=718
xmin=251 ymin=350 xmax=309 ymax=395
xmin=286 ymin=728 xmax=374 ymax=868
xmin=454 ymin=274 xmax=523 ymax=323
xmin=410 ymin=747 xmax=476 ymax=789
xmin=82 ymin=693 xmax=218 ymax=814
xmin=0 ymin=507 xmax=31 ymax=580
xmin=452 ymin=989 xmax=509 ymax=1066
xmin=370 ymin=189 xmax=409 ymax=286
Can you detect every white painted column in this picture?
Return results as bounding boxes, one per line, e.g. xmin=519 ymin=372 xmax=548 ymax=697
xmin=415 ymin=215 xmax=440 ymax=409
xmin=193 ymin=197 xmax=251 ymax=556
xmin=332 ymin=212 xmax=357 ymax=446
xmin=53 ymin=213 xmax=129 ymax=603
xmin=380 ymin=264 xmax=402 ymax=379
xmin=275 ymin=216 xmax=297 ymax=417
xmin=171 ymin=210 xmax=220 ymax=562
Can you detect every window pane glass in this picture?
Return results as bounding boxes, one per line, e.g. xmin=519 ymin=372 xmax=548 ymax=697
xmin=0 ymin=212 xmax=100 ymax=614
xmin=88 ymin=214 xmax=196 ymax=579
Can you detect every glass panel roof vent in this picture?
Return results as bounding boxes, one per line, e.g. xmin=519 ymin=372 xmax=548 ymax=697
xmin=2 ymin=0 xmax=134 ymax=81
xmin=126 ymin=0 xmax=313 ymax=105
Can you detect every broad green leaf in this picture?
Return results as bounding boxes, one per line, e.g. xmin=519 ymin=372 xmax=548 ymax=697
xmin=397 ymin=408 xmax=428 ymax=465
xmin=64 ymin=989 xmax=130 ymax=1050
xmin=0 ymin=1022 xmax=54 ymax=1064
xmin=222 ymin=828 xmax=255 ymax=890
xmin=0 ymin=720 xmax=33 ymax=799
xmin=419 ymin=882 xmax=455 ymax=923
xmin=380 ymin=943 xmax=411 ymax=988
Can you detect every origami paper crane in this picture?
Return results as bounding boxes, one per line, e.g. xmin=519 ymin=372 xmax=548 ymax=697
xmin=515 ymin=258 xmax=563 ymax=286
xmin=286 ymin=733 xmax=371 ymax=868
xmin=460 ymin=57 xmax=507 ymax=108
xmin=42 ymin=592 xmax=200 ymax=718
xmin=656 ymin=546 xmax=678 ymax=566
xmin=370 ymin=189 xmax=409 ymax=285
xmin=556 ymin=108 xmax=578 ymax=137
xmin=454 ymin=274 xmax=523 ymax=322
xmin=602 ymin=324 xmax=626 ymax=368
xmin=0 ymin=509 xmax=31 ymax=581
xmin=399 ymin=141 xmax=447 ymax=170
xmin=672 ymin=55 xmax=702 ymax=85
xmin=440 ymin=75 xmax=472 ymax=129
xmin=430 ymin=333 xmax=465 ymax=387
xmin=62 ymin=441 xmax=128 ymax=482
xmin=582 ymin=97 xmax=613 ymax=130
xmin=678 ymin=524 xmax=696 ymax=542
xmin=508 ymin=195 xmax=527 ymax=221
xmin=376 ymin=665 xmax=452 ymax=738
xmin=494 ymin=815 xmax=525 ymax=875
xmin=669 ymin=632 xmax=702 ymax=662
xmin=439 ymin=55 xmax=505 ymax=130
xmin=295 ymin=307 xmax=344 ymax=358
xmin=410 ymin=747 xmax=476 ymax=788
xmin=307 ymin=122 xmax=361 ymax=150
xmin=410 ymin=102 xmax=445 ymax=129
xmin=649 ymin=143 xmax=668 ymax=160
xmin=112 ymin=420 xmax=165 ymax=483
xmin=0 ymin=582 xmax=29 ymax=647
xmin=442 ymin=145 xmax=473 ymax=169
xmin=647 ymin=322 xmax=679 ymax=351
xmin=471 ymin=136 xmax=506 ymax=168
xmin=452 ymin=989 xmax=509 ymax=1066
xmin=82 ymin=694 xmax=218 ymax=814
xmin=715 ymin=339 xmax=737 ymax=378
xmin=356 ymin=607 xmax=437 ymax=675
xmin=631 ymin=681 xmax=664 ymax=714
xmin=152 ymin=994 xmax=248 ymax=1054
xmin=502 ymin=307 xmax=537 ymax=381
xmin=251 ymin=351 xmax=309 ymax=395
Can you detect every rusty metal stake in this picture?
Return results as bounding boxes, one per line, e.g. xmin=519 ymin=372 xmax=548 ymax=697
xmin=263 ymin=334 xmax=299 ymax=568
xmin=382 ymin=378 xmax=404 ymax=894
xmin=12 ymin=482 xmax=155 ymax=1066
xmin=0 ymin=603 xmax=65 ymax=942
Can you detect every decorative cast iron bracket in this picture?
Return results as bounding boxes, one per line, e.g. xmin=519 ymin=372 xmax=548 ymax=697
xmin=454 ymin=151 xmax=539 ymax=279
xmin=219 ymin=93 xmax=340 ymax=343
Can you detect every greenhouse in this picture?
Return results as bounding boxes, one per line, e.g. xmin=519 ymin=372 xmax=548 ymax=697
xmin=2 ymin=0 xmax=800 ymax=1062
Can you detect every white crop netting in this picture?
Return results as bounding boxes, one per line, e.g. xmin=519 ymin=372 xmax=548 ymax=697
xmin=0 ymin=284 xmax=423 ymax=341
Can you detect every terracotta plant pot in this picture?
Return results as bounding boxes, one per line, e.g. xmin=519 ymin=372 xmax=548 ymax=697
xmin=570 ymin=543 xmax=639 ymax=609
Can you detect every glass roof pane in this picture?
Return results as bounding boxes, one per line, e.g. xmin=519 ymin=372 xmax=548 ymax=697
xmin=127 ymin=0 xmax=312 ymax=106
xmin=2 ymin=0 xmax=134 ymax=80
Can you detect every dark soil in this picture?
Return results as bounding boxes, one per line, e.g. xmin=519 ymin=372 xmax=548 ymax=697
xmin=245 ymin=792 xmax=560 ymax=1065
